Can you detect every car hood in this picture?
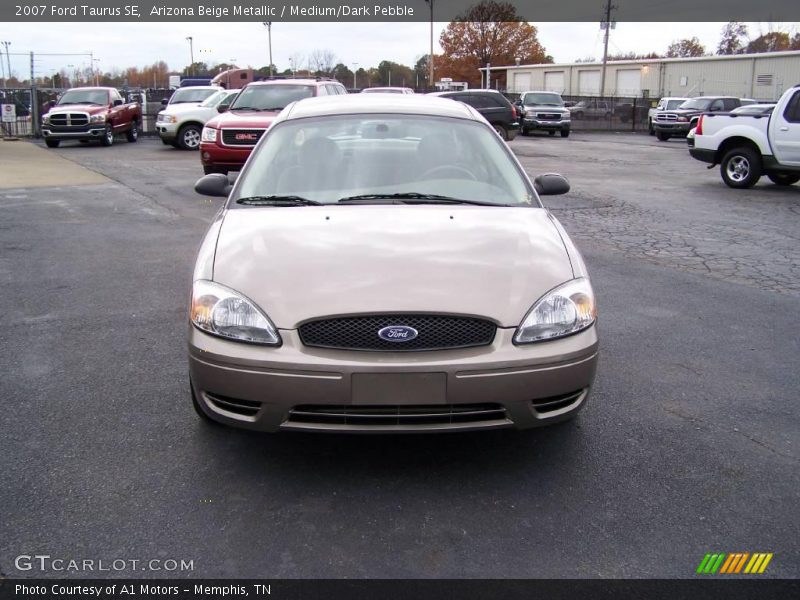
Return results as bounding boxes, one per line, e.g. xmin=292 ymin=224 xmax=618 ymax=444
xmin=161 ymin=102 xmax=204 ymax=115
xmin=212 ymin=206 xmax=574 ymax=328
xmin=207 ymin=109 xmax=280 ymax=129
xmin=49 ymin=104 xmax=107 ymax=115
xmin=524 ymin=105 xmax=568 ymax=112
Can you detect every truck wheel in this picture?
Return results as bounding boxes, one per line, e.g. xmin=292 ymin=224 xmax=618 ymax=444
xmin=656 ymin=132 xmax=670 ymax=141
xmin=721 ymin=147 xmax=762 ymax=189
xmin=44 ymin=139 xmax=60 ymax=148
xmin=493 ymin=124 xmax=509 ymax=141
xmin=100 ymin=124 xmax=114 ymax=147
xmin=766 ymin=173 xmax=800 ymax=186
xmin=648 ymin=120 xmax=654 ymax=135
xmin=520 ymin=127 xmax=529 ymax=136
xmin=560 ymin=130 xmax=570 ymax=138
xmin=177 ymin=124 xmax=202 ymax=150
xmin=548 ymin=130 xmax=556 ymax=137
xmin=126 ymin=121 xmax=139 ymax=143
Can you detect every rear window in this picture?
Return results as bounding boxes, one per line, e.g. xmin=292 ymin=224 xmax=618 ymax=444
xmin=231 ymin=85 xmax=315 ymax=111
xmin=169 ymin=88 xmax=218 ymax=104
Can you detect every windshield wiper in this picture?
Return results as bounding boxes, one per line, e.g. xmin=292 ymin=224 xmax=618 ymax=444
xmin=261 ymin=107 xmax=286 ymax=111
xmin=232 ymin=106 xmax=263 ymax=111
xmin=236 ymin=195 xmax=321 ymax=206
xmin=337 ymin=193 xmax=502 ymax=206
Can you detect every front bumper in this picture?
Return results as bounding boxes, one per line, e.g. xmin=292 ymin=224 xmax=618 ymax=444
xmin=189 ymin=326 xmax=599 ymax=433
xmin=156 ymin=121 xmax=179 ymax=141
xmin=42 ymin=125 xmax=106 ymax=140
xmin=653 ymin=122 xmax=691 ymax=136
xmin=522 ymin=117 xmax=570 ymax=131
xmin=199 ymin=141 xmax=252 ymax=170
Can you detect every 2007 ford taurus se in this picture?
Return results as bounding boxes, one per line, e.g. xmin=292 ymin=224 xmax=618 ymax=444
xmin=189 ymin=94 xmax=598 ymax=433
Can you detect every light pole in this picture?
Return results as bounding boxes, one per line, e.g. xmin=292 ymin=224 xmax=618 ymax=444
xmin=351 ymin=62 xmax=358 ymax=89
xmin=1 ymin=41 xmax=10 ymax=89
xmin=186 ymin=36 xmax=194 ymax=76
xmin=424 ymin=0 xmax=434 ymax=87
xmin=92 ymin=58 xmax=100 ymax=85
xmin=265 ymin=22 xmax=273 ymax=76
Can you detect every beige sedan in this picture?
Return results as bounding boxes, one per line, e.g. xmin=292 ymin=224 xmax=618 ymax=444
xmin=189 ymin=94 xmax=598 ymax=433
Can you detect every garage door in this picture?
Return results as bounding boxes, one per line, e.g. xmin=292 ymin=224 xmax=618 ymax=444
xmin=544 ymin=71 xmax=565 ymax=93
xmin=578 ymin=70 xmax=600 ymax=95
xmin=616 ymin=69 xmax=641 ymax=96
xmin=512 ymin=72 xmax=531 ymax=93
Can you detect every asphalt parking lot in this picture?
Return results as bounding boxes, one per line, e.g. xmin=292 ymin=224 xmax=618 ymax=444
xmin=1 ymin=132 xmax=798 ymax=579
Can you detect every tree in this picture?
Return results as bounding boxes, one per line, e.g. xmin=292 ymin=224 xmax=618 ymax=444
xmin=717 ymin=22 xmax=748 ymax=55
xmin=414 ymin=55 xmax=431 ymax=88
xmin=331 ymin=62 xmax=353 ymax=85
xmin=374 ymin=60 xmax=414 ymax=87
xmin=606 ymin=51 xmax=661 ymax=60
xmin=182 ymin=62 xmax=209 ymax=77
xmin=666 ymin=37 xmax=706 ymax=58
xmin=792 ymin=33 xmax=800 ymax=50
xmin=308 ymin=49 xmax=337 ymax=76
xmin=746 ymin=31 xmax=791 ymax=53
xmin=439 ymin=0 xmax=550 ymax=88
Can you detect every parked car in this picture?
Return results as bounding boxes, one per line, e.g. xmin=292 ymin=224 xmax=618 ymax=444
xmin=513 ymin=91 xmax=571 ymax=137
xmin=360 ymin=87 xmax=415 ymax=94
xmin=41 ymin=86 xmax=140 ymax=148
xmin=568 ymin=100 xmax=612 ymax=120
xmin=429 ymin=89 xmax=519 ymax=141
xmin=647 ymin=97 xmax=689 ymax=134
xmin=157 ymin=89 xmax=239 ymax=150
xmin=729 ymin=103 xmax=776 ymax=116
xmin=161 ymin=85 xmax=222 ymax=108
xmin=200 ymin=78 xmax=348 ymax=174
xmin=653 ymin=96 xmax=742 ymax=141
xmin=688 ymin=85 xmax=800 ymax=188
xmin=189 ymin=94 xmax=598 ymax=432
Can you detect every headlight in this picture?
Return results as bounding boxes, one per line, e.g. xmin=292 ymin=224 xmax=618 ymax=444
xmin=201 ymin=126 xmax=217 ymax=142
xmin=514 ymin=278 xmax=596 ymax=344
xmin=42 ymin=114 xmax=51 ymax=124
xmin=677 ymin=116 xmax=688 ymax=122
xmin=158 ymin=113 xmax=176 ymax=123
xmin=90 ymin=114 xmax=106 ymax=123
xmin=191 ymin=280 xmax=281 ymax=345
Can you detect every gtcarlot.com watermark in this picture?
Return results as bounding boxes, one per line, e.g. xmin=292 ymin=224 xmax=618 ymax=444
xmin=14 ymin=554 xmax=195 ymax=572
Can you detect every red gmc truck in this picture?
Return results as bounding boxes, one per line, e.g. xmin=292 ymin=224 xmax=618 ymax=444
xmin=200 ymin=78 xmax=347 ymax=174
xmin=42 ymin=87 xmax=141 ymax=148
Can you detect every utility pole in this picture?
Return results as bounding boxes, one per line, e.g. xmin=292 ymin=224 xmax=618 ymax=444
xmin=31 ymin=51 xmax=41 ymax=137
xmin=0 ymin=43 xmax=6 ymax=88
xmin=2 ymin=41 xmax=12 ymax=88
xmin=424 ymin=0 xmax=434 ymax=87
xmin=186 ymin=36 xmax=194 ymax=76
xmin=262 ymin=22 xmax=273 ymax=76
xmin=599 ymin=0 xmax=617 ymax=98
xmin=352 ymin=62 xmax=358 ymax=89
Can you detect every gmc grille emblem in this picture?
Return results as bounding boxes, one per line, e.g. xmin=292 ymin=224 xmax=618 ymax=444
xmin=235 ymin=133 xmax=257 ymax=140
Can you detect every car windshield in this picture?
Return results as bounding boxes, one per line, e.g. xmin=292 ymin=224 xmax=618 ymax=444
xmin=522 ymin=93 xmax=564 ymax=106
xmin=200 ymin=90 xmax=234 ymax=108
xmin=169 ymin=88 xmax=217 ymax=104
xmin=666 ymin=100 xmax=686 ymax=109
xmin=679 ymin=98 xmax=713 ymax=110
xmin=234 ymin=114 xmax=534 ymax=206
xmin=230 ymin=85 xmax=314 ymax=111
xmin=362 ymin=88 xmax=403 ymax=94
xmin=57 ymin=89 xmax=108 ymax=105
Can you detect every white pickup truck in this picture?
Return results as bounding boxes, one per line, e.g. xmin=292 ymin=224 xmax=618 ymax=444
xmin=688 ymin=85 xmax=800 ymax=188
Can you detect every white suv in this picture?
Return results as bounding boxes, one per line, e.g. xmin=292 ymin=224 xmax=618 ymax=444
xmin=157 ymin=89 xmax=238 ymax=150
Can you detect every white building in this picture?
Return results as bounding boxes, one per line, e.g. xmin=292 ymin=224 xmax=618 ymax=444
xmin=484 ymin=50 xmax=800 ymax=100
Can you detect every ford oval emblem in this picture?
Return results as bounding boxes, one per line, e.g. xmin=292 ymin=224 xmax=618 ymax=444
xmin=378 ymin=325 xmax=418 ymax=343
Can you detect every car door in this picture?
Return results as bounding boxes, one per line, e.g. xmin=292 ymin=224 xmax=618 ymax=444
xmin=108 ymin=90 xmax=124 ymax=131
xmin=770 ymin=89 xmax=800 ymax=166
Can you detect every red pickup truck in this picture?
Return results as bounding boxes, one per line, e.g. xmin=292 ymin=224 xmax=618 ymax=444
xmin=42 ymin=87 xmax=141 ymax=148
xmin=200 ymin=78 xmax=347 ymax=174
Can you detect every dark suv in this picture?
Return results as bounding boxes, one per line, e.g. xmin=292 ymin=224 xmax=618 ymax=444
xmin=431 ymin=89 xmax=519 ymax=141
xmin=653 ymin=96 xmax=742 ymax=141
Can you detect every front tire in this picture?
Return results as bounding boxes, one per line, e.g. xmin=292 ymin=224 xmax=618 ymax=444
xmin=177 ymin=124 xmax=202 ymax=150
xmin=560 ymin=129 xmax=570 ymax=138
xmin=766 ymin=173 xmax=800 ymax=186
xmin=656 ymin=131 xmax=670 ymax=141
xmin=44 ymin=139 xmax=60 ymax=148
xmin=125 ymin=121 xmax=139 ymax=143
xmin=493 ymin=123 xmax=509 ymax=141
xmin=648 ymin=119 xmax=654 ymax=135
xmin=720 ymin=147 xmax=762 ymax=189
xmin=100 ymin=124 xmax=114 ymax=147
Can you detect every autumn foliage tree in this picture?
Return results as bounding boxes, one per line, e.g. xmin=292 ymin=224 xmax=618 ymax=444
xmin=438 ymin=1 xmax=550 ymax=88
xmin=666 ymin=37 xmax=706 ymax=58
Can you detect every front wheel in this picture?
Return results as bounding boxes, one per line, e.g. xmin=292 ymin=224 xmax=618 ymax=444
xmin=100 ymin=124 xmax=114 ymax=147
xmin=177 ymin=124 xmax=202 ymax=150
xmin=766 ymin=172 xmax=800 ymax=186
xmin=720 ymin=147 xmax=762 ymax=189
xmin=656 ymin=132 xmax=670 ymax=141
xmin=126 ymin=121 xmax=139 ymax=143
xmin=560 ymin=130 xmax=570 ymax=138
xmin=44 ymin=138 xmax=60 ymax=148
xmin=493 ymin=124 xmax=509 ymax=141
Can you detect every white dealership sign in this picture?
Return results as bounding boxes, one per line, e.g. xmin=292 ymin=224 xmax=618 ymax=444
xmin=1 ymin=103 xmax=16 ymax=122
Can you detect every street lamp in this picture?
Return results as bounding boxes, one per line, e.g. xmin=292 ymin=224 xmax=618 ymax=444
xmin=351 ymin=62 xmax=358 ymax=89
xmin=91 ymin=58 xmax=100 ymax=85
xmin=424 ymin=0 xmax=434 ymax=87
xmin=2 ymin=41 xmax=12 ymax=89
xmin=186 ymin=36 xmax=194 ymax=76
xmin=264 ymin=22 xmax=273 ymax=76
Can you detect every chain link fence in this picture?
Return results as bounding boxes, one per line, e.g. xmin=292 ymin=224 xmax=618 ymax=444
xmin=505 ymin=93 xmax=656 ymax=132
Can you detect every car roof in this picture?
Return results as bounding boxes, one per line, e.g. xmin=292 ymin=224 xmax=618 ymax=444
xmin=520 ymin=90 xmax=563 ymax=94
xmin=174 ymin=85 xmax=222 ymax=91
xmin=282 ymin=94 xmax=480 ymax=122
xmin=246 ymin=79 xmax=336 ymax=87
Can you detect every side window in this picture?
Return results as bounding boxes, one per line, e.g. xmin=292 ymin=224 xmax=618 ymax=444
xmin=723 ymin=99 xmax=738 ymax=110
xmin=325 ymin=84 xmax=339 ymax=95
xmin=709 ymin=99 xmax=725 ymax=111
xmin=316 ymin=85 xmax=328 ymax=96
xmin=467 ymin=95 xmax=492 ymax=109
xmin=783 ymin=91 xmax=800 ymax=123
xmin=240 ymin=73 xmax=248 ymax=80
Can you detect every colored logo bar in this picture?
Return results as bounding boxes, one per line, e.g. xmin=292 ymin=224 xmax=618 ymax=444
xmin=696 ymin=552 xmax=773 ymax=574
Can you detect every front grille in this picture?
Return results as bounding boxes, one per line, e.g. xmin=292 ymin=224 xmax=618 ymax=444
xmin=206 ymin=393 xmax=262 ymax=417
xmin=298 ymin=314 xmax=496 ymax=352
xmin=49 ymin=112 xmax=89 ymax=127
xmin=287 ymin=403 xmax=507 ymax=426
xmin=222 ymin=129 xmax=264 ymax=146
xmin=532 ymin=389 xmax=585 ymax=413
xmin=656 ymin=114 xmax=678 ymax=122
xmin=536 ymin=113 xmax=562 ymax=121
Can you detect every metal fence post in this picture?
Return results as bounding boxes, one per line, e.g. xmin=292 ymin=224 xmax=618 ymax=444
xmin=30 ymin=51 xmax=40 ymax=138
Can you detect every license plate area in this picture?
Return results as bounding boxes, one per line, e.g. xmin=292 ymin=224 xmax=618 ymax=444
xmin=351 ymin=373 xmax=447 ymax=405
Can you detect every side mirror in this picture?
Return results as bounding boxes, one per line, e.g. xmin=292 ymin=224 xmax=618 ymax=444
xmin=534 ymin=173 xmax=570 ymax=196
xmin=217 ymin=103 xmax=230 ymax=113
xmin=161 ymin=98 xmax=168 ymax=106
xmin=112 ymin=98 xmax=123 ymax=106
xmin=194 ymin=173 xmax=232 ymax=197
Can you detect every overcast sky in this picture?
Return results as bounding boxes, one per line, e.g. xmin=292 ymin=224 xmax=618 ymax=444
xmin=1 ymin=21 xmax=798 ymax=80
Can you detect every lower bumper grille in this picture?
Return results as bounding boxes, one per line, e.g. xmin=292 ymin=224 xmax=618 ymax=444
xmin=206 ymin=393 xmax=262 ymax=417
xmin=532 ymin=389 xmax=585 ymax=413
xmin=287 ymin=403 xmax=507 ymax=426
